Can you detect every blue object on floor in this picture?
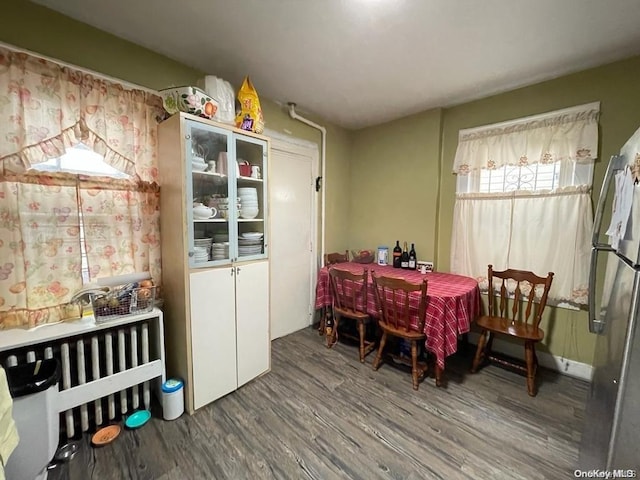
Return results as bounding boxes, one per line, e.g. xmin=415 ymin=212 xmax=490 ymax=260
xmin=125 ymin=409 xmax=151 ymax=429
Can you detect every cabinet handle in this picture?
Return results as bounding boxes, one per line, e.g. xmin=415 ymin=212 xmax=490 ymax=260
xmin=236 ymin=267 xmax=241 ymax=275
xmin=230 ymin=268 xmax=234 ymax=276
xmin=188 ymin=251 xmax=194 ymax=257
xmin=185 ymin=134 xmax=191 ymax=140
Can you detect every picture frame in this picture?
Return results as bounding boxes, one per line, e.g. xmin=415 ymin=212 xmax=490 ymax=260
xmin=417 ymin=261 xmax=434 ymax=273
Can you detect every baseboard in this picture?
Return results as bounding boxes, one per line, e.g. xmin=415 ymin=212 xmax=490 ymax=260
xmin=467 ymin=332 xmax=593 ymax=382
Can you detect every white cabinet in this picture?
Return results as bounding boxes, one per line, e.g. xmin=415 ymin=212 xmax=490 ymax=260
xmin=235 ymin=261 xmax=270 ymax=387
xmin=158 ymin=113 xmax=271 ymax=414
xmin=189 ymin=268 xmax=236 ymax=410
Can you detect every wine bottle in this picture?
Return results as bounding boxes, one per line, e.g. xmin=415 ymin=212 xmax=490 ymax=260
xmin=392 ymin=240 xmax=402 ymax=268
xmin=401 ymin=241 xmax=409 ymax=269
xmin=408 ymin=243 xmax=417 ymax=270
xmin=325 ymin=314 xmax=335 ymax=346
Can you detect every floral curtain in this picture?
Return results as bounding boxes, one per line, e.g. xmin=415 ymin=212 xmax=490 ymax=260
xmin=0 ymin=175 xmax=83 ymax=328
xmin=0 ymin=46 xmax=165 ymax=182
xmin=0 ymin=46 xmax=165 ymax=329
xmin=453 ymin=103 xmax=600 ymax=174
xmin=450 ymin=103 xmax=600 ymax=306
xmin=79 ymin=179 xmax=161 ymax=283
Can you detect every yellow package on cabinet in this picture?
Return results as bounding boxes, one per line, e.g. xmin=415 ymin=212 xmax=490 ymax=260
xmin=235 ymin=76 xmax=264 ymax=134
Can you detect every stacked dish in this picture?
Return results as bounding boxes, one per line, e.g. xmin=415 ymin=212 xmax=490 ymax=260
xmin=193 ymin=246 xmax=209 ymax=263
xmin=194 ymin=237 xmax=212 ymax=254
xmin=238 ymin=232 xmax=263 ymax=256
xmin=211 ymin=242 xmax=229 ymax=261
xmin=238 ymin=188 xmax=259 ymax=219
xmin=213 ymin=233 xmax=229 ymax=243
xmin=191 ymin=157 xmax=207 ymax=172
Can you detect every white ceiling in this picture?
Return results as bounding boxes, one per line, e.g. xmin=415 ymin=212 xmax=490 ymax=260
xmin=31 ymin=0 xmax=640 ymax=129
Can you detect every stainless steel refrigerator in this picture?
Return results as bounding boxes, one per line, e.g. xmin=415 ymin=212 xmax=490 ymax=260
xmin=581 ymin=126 xmax=640 ymax=469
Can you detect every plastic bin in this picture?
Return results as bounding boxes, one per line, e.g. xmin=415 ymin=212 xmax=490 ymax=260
xmin=6 ymin=359 xmax=60 ymax=397
xmin=5 ymin=359 xmax=61 ymax=480
xmin=161 ymin=378 xmax=184 ymax=420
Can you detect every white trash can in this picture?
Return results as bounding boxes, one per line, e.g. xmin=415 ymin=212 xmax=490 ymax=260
xmin=161 ymin=378 xmax=184 ymax=420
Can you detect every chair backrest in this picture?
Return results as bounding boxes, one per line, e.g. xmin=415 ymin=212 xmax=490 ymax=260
xmin=328 ymin=267 xmax=368 ymax=314
xmin=324 ymin=250 xmax=349 ymax=266
xmin=371 ymin=273 xmax=428 ymax=333
xmin=487 ymin=264 xmax=554 ymax=329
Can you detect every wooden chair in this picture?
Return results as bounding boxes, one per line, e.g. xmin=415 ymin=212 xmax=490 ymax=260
xmin=328 ymin=267 xmax=376 ymax=362
xmin=324 ymin=250 xmax=349 ymax=266
xmin=471 ymin=265 xmax=554 ymax=396
xmin=319 ymin=250 xmax=350 ymax=335
xmin=371 ymin=273 xmax=429 ymax=390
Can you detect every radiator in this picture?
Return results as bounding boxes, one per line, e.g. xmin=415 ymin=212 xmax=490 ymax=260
xmin=1 ymin=313 xmax=165 ymax=439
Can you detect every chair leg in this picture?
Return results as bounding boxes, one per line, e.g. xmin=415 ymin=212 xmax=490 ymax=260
xmin=471 ymin=329 xmax=488 ymax=373
xmin=327 ymin=315 xmax=339 ymax=348
xmin=411 ymin=340 xmax=419 ymax=390
xmin=525 ymin=341 xmax=537 ymax=396
xmin=318 ymin=306 xmax=326 ymax=335
xmin=357 ymin=320 xmax=366 ymax=363
xmin=373 ymin=332 xmax=387 ymax=370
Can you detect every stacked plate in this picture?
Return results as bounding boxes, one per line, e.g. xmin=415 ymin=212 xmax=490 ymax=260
xmin=193 ymin=246 xmax=209 ymax=263
xmin=211 ymin=242 xmax=229 ymax=261
xmin=213 ymin=233 xmax=229 ymax=243
xmin=191 ymin=158 xmax=207 ymax=172
xmin=238 ymin=187 xmax=259 ymax=219
xmin=194 ymin=237 xmax=212 ymax=251
xmin=238 ymin=232 xmax=263 ymax=256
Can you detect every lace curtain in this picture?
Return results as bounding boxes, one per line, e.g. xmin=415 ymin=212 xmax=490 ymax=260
xmin=450 ymin=103 xmax=599 ymax=305
xmin=453 ymin=103 xmax=599 ymax=174
xmin=0 ymin=46 xmax=164 ymax=329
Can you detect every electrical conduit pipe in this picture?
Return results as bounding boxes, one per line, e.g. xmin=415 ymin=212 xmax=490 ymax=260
xmin=287 ymin=103 xmax=327 ymax=266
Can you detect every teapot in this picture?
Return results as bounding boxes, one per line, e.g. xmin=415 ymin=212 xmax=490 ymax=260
xmin=192 ymin=203 xmax=216 ymax=219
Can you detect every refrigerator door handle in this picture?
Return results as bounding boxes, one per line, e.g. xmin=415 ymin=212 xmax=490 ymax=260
xmin=589 ymin=247 xmax=607 ymax=333
xmin=592 ymin=154 xmax=626 ymax=248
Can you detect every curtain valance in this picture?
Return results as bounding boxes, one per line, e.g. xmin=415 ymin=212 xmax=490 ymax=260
xmin=0 ymin=46 xmax=165 ymax=183
xmin=453 ymin=102 xmax=600 ymax=174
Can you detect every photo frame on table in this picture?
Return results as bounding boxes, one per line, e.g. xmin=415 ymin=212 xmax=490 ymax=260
xmin=417 ymin=261 xmax=434 ymax=273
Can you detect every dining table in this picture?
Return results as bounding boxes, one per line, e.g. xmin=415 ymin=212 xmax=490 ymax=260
xmin=315 ymin=262 xmax=481 ymax=386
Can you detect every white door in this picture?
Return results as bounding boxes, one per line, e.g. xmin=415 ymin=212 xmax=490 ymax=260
xmin=235 ymin=261 xmax=270 ymax=387
xmin=190 ymin=268 xmax=237 ymax=410
xmin=269 ymin=144 xmax=316 ymax=339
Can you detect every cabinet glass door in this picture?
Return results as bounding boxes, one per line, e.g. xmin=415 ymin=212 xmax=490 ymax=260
xmin=235 ymin=135 xmax=268 ymax=261
xmin=186 ymin=120 xmax=235 ymax=268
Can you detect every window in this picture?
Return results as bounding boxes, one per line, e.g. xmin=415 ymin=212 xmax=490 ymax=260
xmin=450 ymin=103 xmax=599 ymax=306
xmin=29 ymin=144 xmax=129 ymax=179
xmin=457 ymin=160 xmax=594 ymax=194
xmin=30 ymin=144 xmax=130 ymax=284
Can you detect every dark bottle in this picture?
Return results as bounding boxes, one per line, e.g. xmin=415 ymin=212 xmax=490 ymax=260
xmin=325 ymin=314 xmax=335 ymax=345
xmin=392 ymin=240 xmax=402 ymax=268
xmin=408 ymin=243 xmax=417 ymax=270
xmin=401 ymin=241 xmax=409 ymax=269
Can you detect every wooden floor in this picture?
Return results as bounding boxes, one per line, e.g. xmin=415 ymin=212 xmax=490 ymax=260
xmin=50 ymin=327 xmax=588 ymax=480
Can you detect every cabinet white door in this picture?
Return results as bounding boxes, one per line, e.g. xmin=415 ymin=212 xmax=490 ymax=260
xmin=190 ymin=268 xmax=237 ymax=409
xmin=235 ymin=261 xmax=270 ymax=387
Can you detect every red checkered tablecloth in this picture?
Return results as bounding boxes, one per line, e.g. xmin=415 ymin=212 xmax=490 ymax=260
xmin=315 ymin=263 xmax=481 ymax=369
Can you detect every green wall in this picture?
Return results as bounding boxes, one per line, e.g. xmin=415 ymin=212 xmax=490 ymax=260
xmin=349 ymin=55 xmax=640 ymax=365
xmin=439 ymin=56 xmax=640 ymax=365
xmin=349 ymin=109 xmax=442 ymax=261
